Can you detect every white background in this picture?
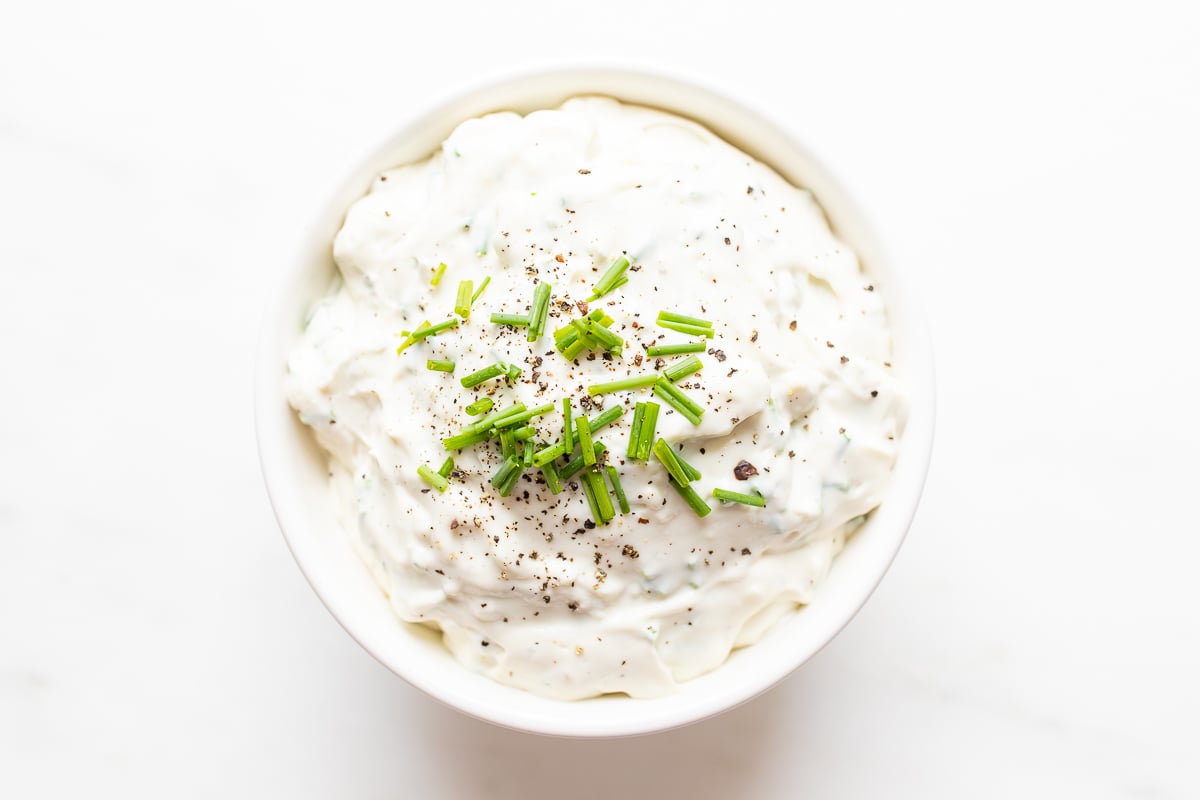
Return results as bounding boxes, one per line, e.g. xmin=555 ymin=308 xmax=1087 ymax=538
xmin=3 ymin=1 xmax=1198 ymax=797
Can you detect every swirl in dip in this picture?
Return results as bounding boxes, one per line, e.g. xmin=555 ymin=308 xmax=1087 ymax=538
xmin=286 ymin=98 xmax=906 ymax=700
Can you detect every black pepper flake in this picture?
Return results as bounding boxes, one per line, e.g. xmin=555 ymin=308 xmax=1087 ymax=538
xmin=481 ymin=640 xmax=489 ymax=647
xmin=724 ymin=237 xmax=731 ymax=245
xmin=750 ymin=329 xmax=758 ymax=342
xmin=865 ymin=284 xmax=875 ymax=291
xmin=788 ymin=450 xmax=796 ymax=458
xmin=727 ymin=368 xmax=738 ymax=378
xmin=789 ymin=320 xmax=797 ymax=331
xmin=567 ymin=601 xmax=579 ymax=611
xmin=542 ymin=596 xmax=551 ymax=604
xmin=578 ymin=168 xmax=590 ymax=174
xmin=622 ymin=545 xmax=640 ymax=559
xmin=708 ymin=348 xmax=727 ymax=362
xmin=584 ymin=520 xmax=596 ymax=530
xmin=734 ymin=460 xmax=759 ymax=480
xmin=840 ymin=355 xmax=849 ymax=364
xmin=637 ymin=518 xmax=650 ymax=525
xmin=871 ymin=390 xmax=879 ymax=397
xmin=746 ymin=186 xmax=753 ymax=194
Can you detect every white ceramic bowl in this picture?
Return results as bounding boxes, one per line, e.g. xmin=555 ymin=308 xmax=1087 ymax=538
xmin=256 ymin=67 xmax=935 ymax=738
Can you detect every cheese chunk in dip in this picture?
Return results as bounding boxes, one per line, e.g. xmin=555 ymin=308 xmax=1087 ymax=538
xmin=286 ymin=98 xmax=906 ymax=699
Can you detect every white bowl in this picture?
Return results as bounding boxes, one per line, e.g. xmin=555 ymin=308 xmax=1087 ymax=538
xmin=255 ymin=67 xmax=935 ymax=738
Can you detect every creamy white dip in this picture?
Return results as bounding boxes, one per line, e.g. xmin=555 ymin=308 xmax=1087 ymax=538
xmin=286 ymin=98 xmax=905 ymax=699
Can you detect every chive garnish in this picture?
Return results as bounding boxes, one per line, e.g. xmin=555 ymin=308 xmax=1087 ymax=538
xmin=662 ymin=355 xmax=703 ymax=383
xmin=577 ymin=416 xmax=596 ymax=466
xmin=409 ymin=317 xmax=459 ymax=340
xmin=656 ymin=319 xmax=715 ymax=338
xmin=527 ymin=282 xmax=552 ymax=342
xmin=470 ymin=275 xmax=490 ymax=304
xmin=671 ymin=477 xmax=712 ymax=517
xmin=562 ymin=398 xmax=573 ymax=452
xmin=465 ymin=397 xmax=494 ymax=416
xmin=454 ymin=280 xmax=473 ymax=319
xmin=395 ymin=320 xmax=431 ymax=353
xmin=652 ymin=438 xmax=692 ymax=486
xmin=491 ymin=402 xmax=555 ymax=430
xmin=430 ymin=262 xmax=448 ymax=286
xmin=587 ymin=373 xmax=658 ymax=396
xmin=580 ymin=471 xmax=603 ymax=525
xmin=562 ymin=443 xmax=605 ymax=481
xmin=490 ymin=312 xmax=530 ymax=327
xmin=522 ymin=440 xmax=534 ymax=466
xmin=540 ymin=460 xmax=563 ymax=494
xmin=499 ymin=428 xmax=516 ymax=460
xmin=657 ymin=310 xmax=712 ymax=329
xmin=490 ymin=457 xmax=523 ymax=497
xmin=676 ymin=449 xmax=701 ymax=482
xmin=460 ymin=363 xmax=505 ymax=388
xmin=512 ymin=426 xmax=537 ymax=441
xmin=589 ymin=255 xmax=631 ymax=300
xmin=627 ymin=402 xmax=645 ymax=459
xmin=586 ymin=466 xmax=615 ymax=523
xmin=586 ymin=320 xmax=624 ymax=353
xmin=637 ymin=402 xmax=659 ymax=460
xmin=417 ymin=464 xmax=449 ymax=492
xmin=653 ymin=378 xmax=704 ymax=425
xmin=713 ymin=488 xmax=766 ymax=507
xmin=437 ymin=457 xmax=455 ymax=478
xmin=464 ymin=403 xmax=524 ymax=433
xmin=426 ymin=359 xmax=456 ymax=373
xmin=505 ymin=363 xmax=522 ymax=381
xmin=646 ymin=341 xmax=706 ymax=356
xmin=577 ymin=404 xmax=624 ymax=438
xmin=442 ymin=428 xmax=493 ymax=451
xmin=532 ymin=441 xmax=566 ymax=466
xmin=606 ymin=466 xmax=630 ymax=514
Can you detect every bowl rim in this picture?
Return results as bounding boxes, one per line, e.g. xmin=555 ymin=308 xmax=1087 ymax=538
xmin=255 ymin=64 xmax=935 ymax=738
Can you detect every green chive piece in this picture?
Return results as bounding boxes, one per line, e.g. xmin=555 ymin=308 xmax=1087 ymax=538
xmin=492 ymin=402 xmax=555 ymax=430
xmin=657 ymin=319 xmax=714 ymax=338
xmin=532 ymin=441 xmax=566 ymax=466
xmin=663 ymin=355 xmax=703 ymax=383
xmin=528 ymin=281 xmax=552 ymax=342
xmin=589 ymin=308 xmax=615 ymax=327
xmin=676 ymin=450 xmax=701 ymax=482
xmin=606 ymin=466 xmax=630 ymax=514
xmin=586 ymin=466 xmax=615 ymax=523
xmin=627 ymin=402 xmax=645 ymax=459
xmin=562 ymin=443 xmax=605 ymax=481
xmin=562 ymin=398 xmax=573 ymax=453
xmin=562 ymin=339 xmax=588 ymax=361
xmin=490 ymin=457 xmax=523 ymax=497
xmin=657 ymin=310 xmax=712 ymax=329
xmin=442 ymin=428 xmax=493 ymax=451
xmin=646 ymin=341 xmax=706 ymax=356
xmin=576 ymin=404 xmax=624 ymax=439
xmin=580 ymin=470 xmax=603 ymax=524
xmin=499 ymin=428 xmax=516 ymax=459
xmin=430 ymin=262 xmax=448 ymax=286
xmin=522 ymin=440 xmax=534 ymax=466
xmin=588 ymin=373 xmax=658 ymax=396
xmin=578 ymin=416 xmax=596 ymax=465
xmin=637 ymin=402 xmax=660 ymax=461
xmin=437 ymin=457 xmax=455 ymax=478
xmin=465 ymin=397 xmax=494 ymax=416
xmin=461 ymin=363 xmax=505 ymax=388
xmin=671 ymin=477 xmax=712 ymax=517
xmin=589 ymin=255 xmax=631 ymax=300
xmin=465 ymin=403 xmax=525 ymax=433
xmin=713 ymin=488 xmax=766 ymax=507
xmin=540 ymin=460 xmax=563 ymax=494
xmin=409 ymin=317 xmax=459 ymax=340
xmin=587 ymin=320 xmax=624 ymax=353
xmin=653 ymin=378 xmax=704 ymax=425
xmin=455 ymin=280 xmax=473 ymax=318
xmin=652 ymin=438 xmax=692 ymax=486
xmin=490 ymin=312 xmax=530 ymax=327
xmin=417 ymin=464 xmax=449 ymax=492
xmin=513 ymin=426 xmax=537 ymax=441
xmin=426 ymin=359 xmax=456 ymax=373
xmin=470 ymin=276 xmax=491 ymax=304
xmin=506 ymin=363 xmax=522 ymax=381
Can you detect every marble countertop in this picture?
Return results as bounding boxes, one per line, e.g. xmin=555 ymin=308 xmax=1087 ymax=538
xmin=2 ymin=1 xmax=1197 ymax=797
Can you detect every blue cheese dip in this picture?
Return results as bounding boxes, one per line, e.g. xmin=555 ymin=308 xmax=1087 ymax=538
xmin=286 ymin=98 xmax=906 ymax=699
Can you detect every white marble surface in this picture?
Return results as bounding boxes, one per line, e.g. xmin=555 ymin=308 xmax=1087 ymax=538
xmin=2 ymin=1 xmax=1198 ymax=797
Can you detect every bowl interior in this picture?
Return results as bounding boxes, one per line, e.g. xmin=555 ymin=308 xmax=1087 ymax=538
xmin=256 ymin=68 xmax=934 ymax=737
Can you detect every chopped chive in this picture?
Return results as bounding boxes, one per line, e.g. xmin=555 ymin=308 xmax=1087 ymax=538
xmin=409 ymin=317 xmax=459 ymax=340
xmin=540 ymin=460 xmax=563 ymax=494
xmin=577 ymin=404 xmax=624 ymax=438
xmin=652 ymin=438 xmax=691 ymax=486
xmin=532 ymin=441 xmax=566 ymax=466
xmin=426 ymin=359 xmax=456 ymax=373
xmin=585 ymin=466 xmax=615 ymax=523
xmin=454 ymin=280 xmax=473 ymax=318
xmin=577 ymin=416 xmax=596 ymax=465
xmin=470 ymin=275 xmax=491 ymax=304
xmin=606 ymin=466 xmax=630 ymax=514
xmin=627 ymin=402 xmax=645 ymax=459
xmin=499 ymin=428 xmax=516 ymax=459
xmin=657 ymin=310 xmax=712 ymax=329
xmin=512 ymin=426 xmax=537 ymax=441
xmin=527 ymin=282 xmax=552 ymax=342
xmin=417 ymin=464 xmax=449 ymax=492
xmin=646 ymin=341 xmax=706 ymax=356
xmin=490 ymin=457 xmax=523 ymax=497
xmin=562 ymin=443 xmax=605 ymax=481
xmin=662 ymin=355 xmax=703 ymax=383
xmin=562 ymin=339 xmax=588 ymax=361
xmin=437 ymin=457 xmax=455 ymax=478
xmin=430 ymin=262 xmax=448 ymax=286
xmin=442 ymin=428 xmax=493 ymax=451
xmin=670 ymin=477 xmax=712 ymax=517
xmin=506 ymin=363 xmax=522 ymax=381
xmin=465 ymin=397 xmax=494 ymax=416
xmin=713 ymin=488 xmax=766 ymax=507
xmin=492 ymin=402 xmax=555 ymax=430
xmin=490 ymin=312 xmax=530 ymax=327
xmin=588 ymin=373 xmax=658 ymax=396
xmin=676 ymin=449 xmax=701 ymax=482
xmin=395 ymin=320 xmax=430 ymax=353
xmin=637 ymin=401 xmax=660 ymax=461
xmin=460 ymin=363 xmax=505 ymax=388
xmin=562 ymin=398 xmax=573 ymax=452
xmin=464 ymin=403 xmax=523 ymax=433
xmin=653 ymin=378 xmax=704 ymax=425
xmin=657 ymin=319 xmax=715 ymax=338
xmin=586 ymin=320 xmax=624 ymax=353
xmin=522 ymin=440 xmax=534 ymax=466
xmin=589 ymin=308 xmax=615 ymax=327
xmin=589 ymin=255 xmax=631 ymax=300
xmin=580 ymin=470 xmax=603 ymax=524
